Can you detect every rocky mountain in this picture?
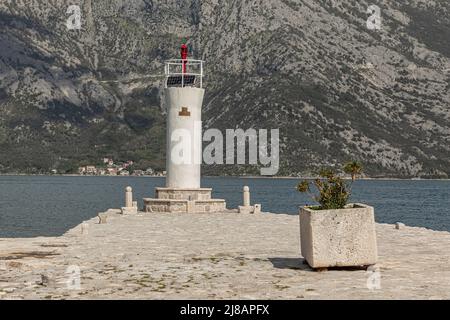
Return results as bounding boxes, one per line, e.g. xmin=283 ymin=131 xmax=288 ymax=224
xmin=0 ymin=0 xmax=449 ymax=177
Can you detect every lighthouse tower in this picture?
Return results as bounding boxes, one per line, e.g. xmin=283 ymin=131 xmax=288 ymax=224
xmin=165 ymin=44 xmax=203 ymax=189
xmin=143 ymin=45 xmax=226 ymax=213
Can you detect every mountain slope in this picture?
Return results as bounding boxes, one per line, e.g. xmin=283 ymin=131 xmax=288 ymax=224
xmin=0 ymin=0 xmax=449 ymax=177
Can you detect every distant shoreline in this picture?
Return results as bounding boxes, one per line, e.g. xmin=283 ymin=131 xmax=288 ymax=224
xmin=0 ymin=173 xmax=449 ymax=181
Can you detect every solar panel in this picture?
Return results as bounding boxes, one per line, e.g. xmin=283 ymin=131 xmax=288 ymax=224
xmin=166 ymin=75 xmax=196 ymax=87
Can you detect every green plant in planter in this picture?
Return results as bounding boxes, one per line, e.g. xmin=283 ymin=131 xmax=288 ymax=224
xmin=297 ymin=163 xmax=363 ymax=210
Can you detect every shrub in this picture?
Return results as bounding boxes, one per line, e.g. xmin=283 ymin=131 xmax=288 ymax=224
xmin=297 ymin=163 xmax=363 ymax=210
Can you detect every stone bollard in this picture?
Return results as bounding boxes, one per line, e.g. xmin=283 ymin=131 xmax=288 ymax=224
xmin=395 ymin=222 xmax=405 ymax=230
xmin=254 ymin=204 xmax=262 ymax=214
xmin=239 ymin=186 xmax=256 ymax=214
xmin=121 ymin=186 xmax=138 ymax=215
xmin=243 ymin=186 xmax=250 ymax=207
xmin=125 ymin=186 xmax=133 ymax=208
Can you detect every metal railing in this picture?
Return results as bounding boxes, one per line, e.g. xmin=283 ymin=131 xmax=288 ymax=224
xmin=164 ymin=59 xmax=204 ymax=88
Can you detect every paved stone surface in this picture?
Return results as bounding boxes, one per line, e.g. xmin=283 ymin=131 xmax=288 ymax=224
xmin=1 ymin=211 xmax=450 ymax=299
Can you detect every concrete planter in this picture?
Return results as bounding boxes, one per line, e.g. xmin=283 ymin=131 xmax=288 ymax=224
xmin=299 ymin=203 xmax=378 ymax=269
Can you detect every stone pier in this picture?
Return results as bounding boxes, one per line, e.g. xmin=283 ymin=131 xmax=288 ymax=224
xmin=1 ymin=211 xmax=450 ymax=299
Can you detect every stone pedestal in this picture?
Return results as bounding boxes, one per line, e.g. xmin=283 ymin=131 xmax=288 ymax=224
xmin=143 ymin=188 xmax=226 ymax=213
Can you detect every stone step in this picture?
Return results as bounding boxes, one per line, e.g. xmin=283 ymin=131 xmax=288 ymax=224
xmin=143 ymin=198 xmax=226 ymax=213
xmin=155 ymin=187 xmax=213 ymax=201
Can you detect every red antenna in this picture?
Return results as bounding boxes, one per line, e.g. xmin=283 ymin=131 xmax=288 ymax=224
xmin=181 ymin=43 xmax=188 ymax=74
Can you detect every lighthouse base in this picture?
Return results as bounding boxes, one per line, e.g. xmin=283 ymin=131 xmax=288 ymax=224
xmin=143 ymin=188 xmax=226 ymax=213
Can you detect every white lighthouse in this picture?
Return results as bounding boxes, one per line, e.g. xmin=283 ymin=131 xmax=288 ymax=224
xmin=143 ymin=45 xmax=226 ymax=213
xmin=165 ymin=80 xmax=203 ymax=189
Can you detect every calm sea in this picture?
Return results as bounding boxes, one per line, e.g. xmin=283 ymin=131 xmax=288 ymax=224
xmin=0 ymin=176 xmax=449 ymax=237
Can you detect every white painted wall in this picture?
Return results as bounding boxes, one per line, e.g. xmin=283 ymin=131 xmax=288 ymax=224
xmin=165 ymin=87 xmax=205 ymax=189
